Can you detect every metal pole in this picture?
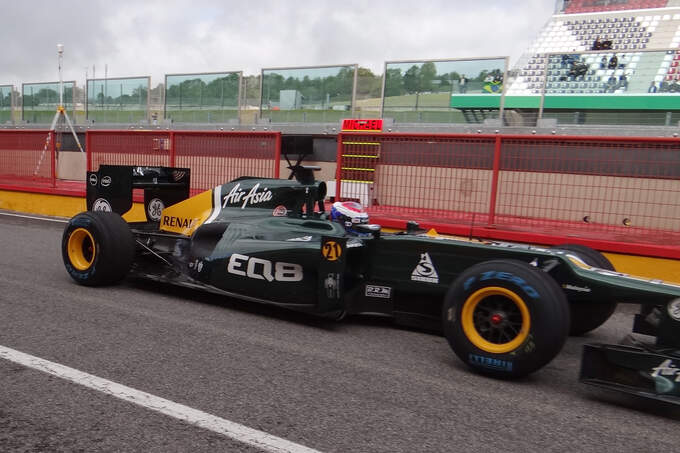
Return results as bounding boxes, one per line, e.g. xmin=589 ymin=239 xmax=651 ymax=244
xmin=380 ymin=61 xmax=387 ymax=118
xmin=351 ymin=64 xmax=358 ymax=117
xmin=499 ymin=57 xmax=509 ymax=123
xmin=57 ymin=44 xmax=64 ymax=108
xmin=537 ymin=54 xmax=550 ymax=124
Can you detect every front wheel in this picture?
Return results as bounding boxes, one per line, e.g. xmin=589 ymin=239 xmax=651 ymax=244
xmin=62 ymin=211 xmax=135 ymax=286
xmin=442 ymin=260 xmax=570 ymax=379
xmin=554 ymin=244 xmax=618 ymax=336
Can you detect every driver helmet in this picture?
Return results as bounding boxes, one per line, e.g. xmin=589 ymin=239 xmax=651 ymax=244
xmin=330 ymin=201 xmax=369 ymax=233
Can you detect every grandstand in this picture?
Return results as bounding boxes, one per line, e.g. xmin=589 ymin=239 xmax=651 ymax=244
xmin=452 ymin=0 xmax=680 ymax=125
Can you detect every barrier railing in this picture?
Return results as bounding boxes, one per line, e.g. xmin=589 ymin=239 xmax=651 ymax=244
xmin=87 ymin=130 xmax=281 ymax=193
xmin=336 ymin=132 xmax=680 ymax=255
xmin=0 ymin=130 xmax=55 ymax=187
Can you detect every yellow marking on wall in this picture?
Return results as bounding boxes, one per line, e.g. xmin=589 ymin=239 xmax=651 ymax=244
xmin=0 ymin=189 xmax=147 ymax=221
xmin=339 ymin=180 xmax=374 ymax=184
xmin=159 ymin=189 xmax=214 ymax=236
xmin=341 ymin=154 xmax=379 ymax=158
xmin=342 ymin=142 xmax=381 ymax=146
xmin=341 ymin=167 xmax=375 ymax=172
xmin=0 ymin=190 xmax=86 ymax=218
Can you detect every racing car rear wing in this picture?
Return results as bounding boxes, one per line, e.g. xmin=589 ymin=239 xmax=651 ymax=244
xmin=87 ymin=165 xmax=191 ymax=222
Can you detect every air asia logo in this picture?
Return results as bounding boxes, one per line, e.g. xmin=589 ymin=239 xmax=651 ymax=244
xmin=227 ymin=253 xmax=303 ymax=282
xmin=222 ymin=183 xmax=273 ymax=209
xmin=147 ymin=198 xmax=165 ymax=222
xmin=93 ymin=198 xmax=112 ymax=212
xmin=88 ymin=174 xmax=98 ymax=186
xmin=162 ymin=215 xmax=199 ymax=229
xmin=411 ymin=252 xmax=439 ymax=283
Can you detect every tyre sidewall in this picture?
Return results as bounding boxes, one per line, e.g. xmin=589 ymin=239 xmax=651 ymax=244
xmin=61 ymin=211 xmax=133 ymax=286
xmin=443 ymin=260 xmax=569 ymax=378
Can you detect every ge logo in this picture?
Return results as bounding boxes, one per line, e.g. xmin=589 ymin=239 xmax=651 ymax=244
xmin=322 ymin=241 xmax=342 ymax=261
xmin=147 ymin=198 xmax=165 ymax=222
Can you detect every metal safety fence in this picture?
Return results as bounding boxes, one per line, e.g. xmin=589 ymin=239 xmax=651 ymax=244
xmin=0 ymin=130 xmax=55 ymax=185
xmin=86 ymin=130 xmax=281 ymax=193
xmin=335 ymin=132 xmax=680 ymax=253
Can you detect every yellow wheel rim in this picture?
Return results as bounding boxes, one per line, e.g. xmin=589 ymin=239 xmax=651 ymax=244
xmin=461 ymin=286 xmax=531 ymax=354
xmin=67 ymin=228 xmax=96 ymax=271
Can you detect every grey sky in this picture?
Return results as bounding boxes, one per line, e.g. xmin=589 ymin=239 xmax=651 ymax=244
xmin=1 ymin=0 xmax=555 ymax=87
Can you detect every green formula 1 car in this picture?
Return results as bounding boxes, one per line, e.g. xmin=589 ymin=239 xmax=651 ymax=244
xmin=61 ymin=165 xmax=680 ymax=403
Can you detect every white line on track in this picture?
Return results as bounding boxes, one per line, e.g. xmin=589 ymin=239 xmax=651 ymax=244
xmin=0 ymin=211 xmax=68 ymax=223
xmin=0 ymin=345 xmax=322 ymax=453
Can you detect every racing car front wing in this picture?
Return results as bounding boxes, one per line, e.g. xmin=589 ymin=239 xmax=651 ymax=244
xmin=580 ymin=343 xmax=680 ymax=405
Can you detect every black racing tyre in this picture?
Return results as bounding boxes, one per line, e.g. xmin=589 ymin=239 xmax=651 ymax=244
xmin=61 ymin=211 xmax=135 ymax=286
xmin=442 ymin=259 xmax=570 ymax=379
xmin=554 ymin=244 xmax=618 ymax=336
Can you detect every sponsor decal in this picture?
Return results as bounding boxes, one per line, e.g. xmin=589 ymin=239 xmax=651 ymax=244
xmin=347 ymin=239 xmax=363 ymax=248
xmin=480 ymin=271 xmax=539 ymax=299
xmin=162 ymin=215 xmax=199 ymax=229
xmin=272 ymin=205 xmax=288 ymax=217
xmin=101 ymin=176 xmax=112 ymax=187
xmin=365 ymin=285 xmax=391 ymax=299
xmin=322 ymin=241 xmax=343 ymax=261
xmin=469 ymin=353 xmax=513 ymax=372
xmin=411 ymin=252 xmax=439 ymax=283
xmin=171 ymin=170 xmax=186 ymax=182
xmin=227 ymin=253 xmax=303 ymax=282
xmin=88 ymin=174 xmax=98 ymax=186
xmin=325 ymin=273 xmax=341 ymax=299
xmin=188 ymin=259 xmax=204 ymax=273
xmin=562 ymin=284 xmax=591 ymax=293
xmin=222 ymin=183 xmax=273 ymax=209
xmin=92 ymin=198 xmax=112 ymax=212
xmin=287 ymin=236 xmax=313 ymax=242
xmin=147 ymin=198 xmax=165 ymax=222
xmin=668 ymin=299 xmax=680 ymax=321
xmin=651 ymin=359 xmax=680 ymax=382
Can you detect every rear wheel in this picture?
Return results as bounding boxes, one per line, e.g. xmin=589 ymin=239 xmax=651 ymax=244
xmin=442 ymin=260 xmax=570 ymax=379
xmin=62 ymin=211 xmax=135 ymax=286
xmin=554 ymin=244 xmax=618 ymax=336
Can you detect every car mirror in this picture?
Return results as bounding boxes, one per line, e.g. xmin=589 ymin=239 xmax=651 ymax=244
xmin=355 ymin=223 xmax=381 ymax=238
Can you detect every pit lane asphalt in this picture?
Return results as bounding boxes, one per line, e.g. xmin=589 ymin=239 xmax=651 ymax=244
xmin=0 ymin=211 xmax=678 ymax=453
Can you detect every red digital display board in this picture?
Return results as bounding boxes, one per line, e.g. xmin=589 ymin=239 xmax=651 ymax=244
xmin=341 ymin=119 xmax=383 ymax=132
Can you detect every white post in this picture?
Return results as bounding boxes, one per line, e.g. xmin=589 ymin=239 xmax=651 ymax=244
xmin=57 ymin=44 xmax=64 ymax=108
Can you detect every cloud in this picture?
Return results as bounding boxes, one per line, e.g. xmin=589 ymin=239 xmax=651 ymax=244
xmin=0 ymin=0 xmax=554 ymax=88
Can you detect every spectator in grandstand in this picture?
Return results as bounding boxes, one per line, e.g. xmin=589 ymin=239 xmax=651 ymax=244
xmin=601 ymin=38 xmax=613 ymax=50
xmin=600 ymin=56 xmax=608 ymax=69
xmin=648 ymin=81 xmax=658 ymax=93
xmin=459 ymin=75 xmax=467 ymax=93
xmin=561 ymin=54 xmax=570 ymax=68
xmin=618 ymin=72 xmax=628 ymax=90
xmin=568 ymin=59 xmax=589 ymax=80
xmin=592 ymin=36 xmax=602 ymax=51
xmin=618 ymin=55 xmax=626 ymax=69
xmin=608 ymin=54 xmax=618 ymax=70
xmin=605 ymin=74 xmax=618 ymax=93
xmin=671 ymin=77 xmax=680 ymax=93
